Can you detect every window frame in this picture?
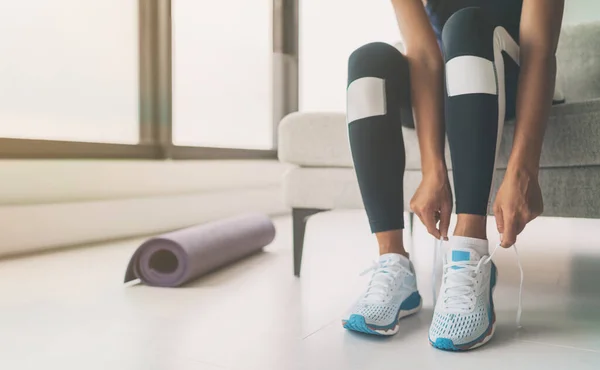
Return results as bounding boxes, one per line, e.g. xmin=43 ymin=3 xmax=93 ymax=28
xmin=0 ymin=0 xmax=298 ymax=160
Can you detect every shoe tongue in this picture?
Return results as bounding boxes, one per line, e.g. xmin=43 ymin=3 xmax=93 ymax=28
xmin=446 ymin=247 xmax=481 ymax=263
xmin=447 ymin=236 xmax=489 ymax=259
xmin=445 ymin=247 xmax=480 ymax=271
xmin=446 ymin=236 xmax=487 ymax=269
xmin=378 ymin=253 xmax=410 ymax=270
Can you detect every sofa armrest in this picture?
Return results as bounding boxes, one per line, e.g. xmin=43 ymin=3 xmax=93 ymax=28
xmin=278 ymin=111 xmax=352 ymax=167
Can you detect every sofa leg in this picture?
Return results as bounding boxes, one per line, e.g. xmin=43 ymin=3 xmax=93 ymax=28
xmin=293 ymin=208 xmax=326 ymax=277
xmin=408 ymin=211 xmax=415 ymax=238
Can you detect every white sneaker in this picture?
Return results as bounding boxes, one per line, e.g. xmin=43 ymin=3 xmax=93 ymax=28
xmin=429 ymin=237 xmax=497 ymax=351
xmin=343 ymin=253 xmax=422 ymax=336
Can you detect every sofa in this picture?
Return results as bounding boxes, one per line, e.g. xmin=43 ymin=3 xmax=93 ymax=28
xmin=278 ymin=22 xmax=600 ymax=276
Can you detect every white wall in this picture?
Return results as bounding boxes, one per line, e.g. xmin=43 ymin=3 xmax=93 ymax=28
xmin=0 ymin=160 xmax=287 ymax=205
xmin=1 ymin=187 xmax=286 ymax=257
xmin=0 ymin=160 xmax=290 ymax=257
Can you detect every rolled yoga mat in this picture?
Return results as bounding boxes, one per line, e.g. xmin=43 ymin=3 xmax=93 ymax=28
xmin=124 ymin=213 xmax=276 ymax=287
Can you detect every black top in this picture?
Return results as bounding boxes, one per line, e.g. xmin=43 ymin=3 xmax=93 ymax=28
xmin=425 ymin=0 xmax=523 ymax=45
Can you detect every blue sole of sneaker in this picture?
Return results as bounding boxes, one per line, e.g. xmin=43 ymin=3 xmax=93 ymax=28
xmin=342 ymin=315 xmax=383 ymax=336
xmin=342 ymin=298 xmax=423 ymax=336
xmin=429 ymin=321 xmax=496 ymax=351
xmin=432 ymin=338 xmax=460 ymax=351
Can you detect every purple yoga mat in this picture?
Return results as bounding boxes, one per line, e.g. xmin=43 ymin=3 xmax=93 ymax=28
xmin=124 ymin=213 xmax=276 ymax=287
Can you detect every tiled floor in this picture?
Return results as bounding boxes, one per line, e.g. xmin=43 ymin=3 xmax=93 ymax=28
xmin=1 ymin=211 xmax=600 ymax=369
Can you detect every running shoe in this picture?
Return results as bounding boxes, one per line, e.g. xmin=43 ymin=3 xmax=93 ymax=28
xmin=429 ymin=237 xmax=497 ymax=351
xmin=343 ymin=253 xmax=422 ymax=336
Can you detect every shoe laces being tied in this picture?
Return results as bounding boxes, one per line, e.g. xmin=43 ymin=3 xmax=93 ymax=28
xmin=360 ymin=260 xmax=414 ymax=303
xmin=432 ymin=238 xmax=524 ymax=328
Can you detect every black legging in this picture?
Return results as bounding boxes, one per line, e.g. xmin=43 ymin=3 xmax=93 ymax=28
xmin=347 ymin=7 xmax=520 ymax=233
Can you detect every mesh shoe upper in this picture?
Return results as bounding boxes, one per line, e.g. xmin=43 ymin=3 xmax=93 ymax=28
xmin=429 ymin=245 xmax=496 ymax=346
xmin=349 ymin=295 xmax=411 ymax=327
xmin=346 ymin=254 xmax=419 ymax=328
xmin=429 ymin=288 xmax=492 ymax=344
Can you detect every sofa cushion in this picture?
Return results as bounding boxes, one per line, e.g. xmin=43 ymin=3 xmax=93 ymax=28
xmin=284 ymin=166 xmax=600 ymax=218
xmin=278 ymin=98 xmax=600 ymax=169
xmin=283 ymin=167 xmax=420 ymax=210
xmin=278 ymin=112 xmax=444 ymax=169
xmin=557 ymin=22 xmax=600 ymax=102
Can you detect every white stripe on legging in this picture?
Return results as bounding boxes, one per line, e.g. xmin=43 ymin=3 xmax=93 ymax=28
xmin=346 ymin=77 xmax=387 ymax=124
xmin=446 ymin=56 xmax=497 ymax=96
xmin=488 ymin=26 xmax=520 ymax=212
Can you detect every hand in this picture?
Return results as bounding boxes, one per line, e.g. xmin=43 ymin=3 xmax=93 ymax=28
xmin=493 ymin=167 xmax=543 ymax=248
xmin=410 ymin=171 xmax=453 ymax=239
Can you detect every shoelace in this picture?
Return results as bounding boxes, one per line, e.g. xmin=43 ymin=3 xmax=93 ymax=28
xmin=432 ymin=237 xmax=524 ymax=328
xmin=360 ymin=261 xmax=414 ymax=303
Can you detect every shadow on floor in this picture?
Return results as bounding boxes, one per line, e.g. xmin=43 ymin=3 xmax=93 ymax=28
xmin=570 ymin=254 xmax=600 ymax=298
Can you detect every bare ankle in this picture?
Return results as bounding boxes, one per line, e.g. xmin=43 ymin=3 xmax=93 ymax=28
xmin=454 ymin=214 xmax=487 ymax=240
xmin=375 ymin=230 xmax=408 ymax=258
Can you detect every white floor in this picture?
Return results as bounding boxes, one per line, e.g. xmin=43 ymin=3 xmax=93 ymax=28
xmin=1 ymin=211 xmax=600 ymax=370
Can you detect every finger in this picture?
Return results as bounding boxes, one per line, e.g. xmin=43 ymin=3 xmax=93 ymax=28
xmin=524 ymin=209 xmax=541 ymax=226
xmin=439 ymin=204 xmax=451 ymax=240
xmin=409 ymin=201 xmax=417 ymax=214
xmin=494 ymin=206 xmax=504 ymax=234
xmin=422 ymin=211 xmax=441 ymax=239
xmin=516 ymin=217 xmax=527 ymax=236
xmin=501 ymin=214 xmax=518 ymax=248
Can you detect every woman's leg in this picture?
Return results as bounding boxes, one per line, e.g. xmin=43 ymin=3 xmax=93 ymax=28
xmin=442 ymin=7 xmax=520 ymax=240
xmin=347 ymin=42 xmax=413 ymax=257
xmin=429 ymin=9 xmax=521 ymax=350
xmin=344 ymin=43 xmax=422 ymax=336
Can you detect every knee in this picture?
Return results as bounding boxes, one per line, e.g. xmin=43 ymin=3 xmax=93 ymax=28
xmin=441 ymin=7 xmax=495 ymax=60
xmin=348 ymin=42 xmax=401 ymax=65
xmin=348 ymin=42 xmax=407 ymax=81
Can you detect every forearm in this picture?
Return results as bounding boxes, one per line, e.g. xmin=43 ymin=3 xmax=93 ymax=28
xmin=508 ymin=50 xmax=556 ymax=174
xmin=390 ymin=0 xmax=447 ymax=177
xmin=408 ymin=56 xmax=447 ymax=176
xmin=509 ymin=0 xmax=564 ymax=174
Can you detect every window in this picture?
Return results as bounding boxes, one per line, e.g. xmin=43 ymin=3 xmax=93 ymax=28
xmin=299 ymin=0 xmax=399 ymax=112
xmin=0 ymin=0 xmax=139 ymax=144
xmin=0 ymin=0 xmax=283 ymax=159
xmin=172 ymin=0 xmax=273 ymax=150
